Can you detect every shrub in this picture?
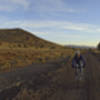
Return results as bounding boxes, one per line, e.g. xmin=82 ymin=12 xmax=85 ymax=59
xmin=97 ymin=42 xmax=100 ymax=50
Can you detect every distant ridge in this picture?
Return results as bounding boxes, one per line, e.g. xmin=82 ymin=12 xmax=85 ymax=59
xmin=65 ymin=45 xmax=96 ymax=49
xmin=0 ymin=28 xmax=62 ymax=48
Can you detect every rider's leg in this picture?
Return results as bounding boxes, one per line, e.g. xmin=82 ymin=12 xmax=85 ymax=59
xmin=79 ymin=67 xmax=84 ymax=80
xmin=75 ymin=68 xmax=80 ymax=80
xmin=80 ymin=67 xmax=84 ymax=76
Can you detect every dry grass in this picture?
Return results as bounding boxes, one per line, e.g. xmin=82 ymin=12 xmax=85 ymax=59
xmin=0 ymin=48 xmax=74 ymax=72
xmin=0 ymin=28 xmax=75 ymax=72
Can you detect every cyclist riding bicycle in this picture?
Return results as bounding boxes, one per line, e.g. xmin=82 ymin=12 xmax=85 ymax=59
xmin=72 ymin=50 xmax=86 ymax=80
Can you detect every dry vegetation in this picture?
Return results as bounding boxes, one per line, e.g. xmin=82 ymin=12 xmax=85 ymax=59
xmin=0 ymin=48 xmax=74 ymax=72
xmin=0 ymin=28 xmax=62 ymax=49
xmin=0 ymin=28 xmax=75 ymax=72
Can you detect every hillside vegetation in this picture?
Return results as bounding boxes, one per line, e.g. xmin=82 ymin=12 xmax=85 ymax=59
xmin=0 ymin=28 xmax=62 ymax=49
xmin=0 ymin=28 xmax=74 ymax=72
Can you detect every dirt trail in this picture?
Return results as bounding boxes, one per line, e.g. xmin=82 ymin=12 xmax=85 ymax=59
xmin=0 ymin=52 xmax=100 ymax=100
xmin=84 ymin=52 xmax=100 ymax=100
xmin=67 ymin=52 xmax=100 ymax=100
xmin=47 ymin=52 xmax=100 ymax=100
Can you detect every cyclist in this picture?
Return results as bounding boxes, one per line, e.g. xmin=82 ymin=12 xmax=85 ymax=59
xmin=72 ymin=50 xmax=86 ymax=80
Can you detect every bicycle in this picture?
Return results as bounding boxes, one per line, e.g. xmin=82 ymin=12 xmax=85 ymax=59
xmin=74 ymin=61 xmax=85 ymax=81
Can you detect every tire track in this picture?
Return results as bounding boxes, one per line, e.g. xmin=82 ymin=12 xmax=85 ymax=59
xmin=84 ymin=52 xmax=99 ymax=100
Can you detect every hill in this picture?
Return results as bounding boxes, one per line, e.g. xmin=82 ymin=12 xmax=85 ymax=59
xmin=0 ymin=28 xmax=61 ymax=49
xmin=0 ymin=28 xmax=74 ymax=72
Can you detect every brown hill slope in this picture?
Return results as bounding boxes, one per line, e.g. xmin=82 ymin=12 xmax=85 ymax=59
xmin=0 ymin=28 xmax=62 ymax=48
xmin=0 ymin=28 xmax=74 ymax=72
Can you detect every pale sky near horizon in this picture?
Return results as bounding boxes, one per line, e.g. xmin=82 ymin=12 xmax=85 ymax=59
xmin=0 ymin=0 xmax=100 ymax=47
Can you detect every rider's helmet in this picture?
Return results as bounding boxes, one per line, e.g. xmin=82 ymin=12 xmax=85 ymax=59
xmin=76 ymin=50 xmax=81 ymax=57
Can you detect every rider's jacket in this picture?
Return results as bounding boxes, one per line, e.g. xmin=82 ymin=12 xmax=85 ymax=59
xmin=72 ymin=54 xmax=86 ymax=68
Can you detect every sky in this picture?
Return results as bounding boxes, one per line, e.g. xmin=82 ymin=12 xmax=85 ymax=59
xmin=0 ymin=0 xmax=100 ymax=47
